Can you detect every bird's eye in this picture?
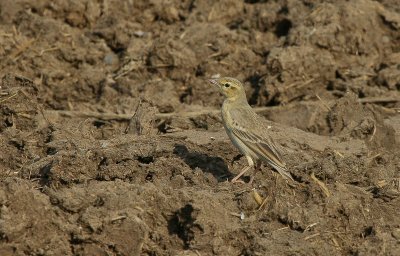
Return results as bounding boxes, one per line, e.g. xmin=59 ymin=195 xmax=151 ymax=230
xmin=224 ymin=83 xmax=230 ymax=88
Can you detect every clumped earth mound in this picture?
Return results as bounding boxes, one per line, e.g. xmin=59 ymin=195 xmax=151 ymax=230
xmin=0 ymin=0 xmax=399 ymax=255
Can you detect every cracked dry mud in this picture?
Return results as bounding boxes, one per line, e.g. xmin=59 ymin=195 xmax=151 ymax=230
xmin=0 ymin=0 xmax=400 ymax=255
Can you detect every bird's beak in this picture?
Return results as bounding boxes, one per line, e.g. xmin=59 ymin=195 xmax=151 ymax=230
xmin=208 ymin=79 xmax=219 ymax=87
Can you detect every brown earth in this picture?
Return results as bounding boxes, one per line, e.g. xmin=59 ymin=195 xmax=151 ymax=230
xmin=1 ymin=0 xmax=400 ymax=255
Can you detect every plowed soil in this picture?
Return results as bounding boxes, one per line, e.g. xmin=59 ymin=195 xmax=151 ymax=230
xmin=1 ymin=0 xmax=400 ymax=255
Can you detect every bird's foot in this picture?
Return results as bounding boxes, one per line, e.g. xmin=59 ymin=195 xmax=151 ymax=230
xmin=231 ymin=179 xmax=246 ymax=184
xmin=230 ymin=165 xmax=252 ymax=184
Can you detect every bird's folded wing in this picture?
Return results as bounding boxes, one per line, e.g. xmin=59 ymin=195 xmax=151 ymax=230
xmin=231 ymin=124 xmax=294 ymax=181
xmin=231 ymin=125 xmax=285 ymax=168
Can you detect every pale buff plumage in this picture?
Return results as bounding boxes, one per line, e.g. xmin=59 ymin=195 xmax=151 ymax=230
xmin=209 ymin=77 xmax=294 ymax=183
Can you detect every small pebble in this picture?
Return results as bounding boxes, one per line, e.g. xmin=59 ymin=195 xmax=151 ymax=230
xmin=134 ymin=30 xmax=146 ymax=37
xmin=392 ymin=229 xmax=400 ymax=240
xmin=103 ymin=53 xmax=118 ymax=65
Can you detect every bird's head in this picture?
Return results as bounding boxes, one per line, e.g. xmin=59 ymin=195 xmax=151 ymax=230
xmin=208 ymin=77 xmax=247 ymax=101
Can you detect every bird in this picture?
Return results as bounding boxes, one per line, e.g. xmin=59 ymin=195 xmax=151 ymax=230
xmin=208 ymin=77 xmax=294 ymax=184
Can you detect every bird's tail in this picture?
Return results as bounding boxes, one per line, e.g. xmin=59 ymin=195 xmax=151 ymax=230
xmin=272 ymin=163 xmax=294 ymax=182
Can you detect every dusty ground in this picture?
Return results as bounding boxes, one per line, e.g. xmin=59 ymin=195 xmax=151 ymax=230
xmin=1 ymin=0 xmax=400 ymax=255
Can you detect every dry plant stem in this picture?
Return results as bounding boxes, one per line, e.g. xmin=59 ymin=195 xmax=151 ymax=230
xmin=358 ymin=97 xmax=400 ymax=103
xmin=0 ymin=93 xmax=18 ymax=103
xmin=315 ymin=94 xmax=332 ymax=111
xmin=46 ymin=107 xmax=277 ymax=121
xmin=10 ymin=38 xmax=36 ymax=60
xmin=310 ymin=172 xmax=331 ymax=197
xmin=284 ymin=78 xmax=315 ymax=91
xmin=304 ymin=232 xmax=321 ymax=240
xmin=258 ymin=196 xmax=269 ymax=210
xmin=44 ymin=96 xmax=399 ymax=122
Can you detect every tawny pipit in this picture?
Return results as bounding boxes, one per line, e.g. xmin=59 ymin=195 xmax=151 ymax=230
xmin=209 ymin=77 xmax=294 ymax=183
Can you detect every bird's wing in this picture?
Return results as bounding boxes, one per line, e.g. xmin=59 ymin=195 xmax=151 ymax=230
xmin=230 ymin=120 xmax=294 ymax=181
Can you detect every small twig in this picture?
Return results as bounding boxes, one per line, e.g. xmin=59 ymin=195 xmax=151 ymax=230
xmin=0 ymin=92 xmax=18 ymax=103
xmin=42 ymin=96 xmax=397 ymax=124
xmin=37 ymin=46 xmax=59 ymax=56
xmin=111 ymin=215 xmax=127 ymax=222
xmin=113 ymin=60 xmax=143 ymax=79
xmin=331 ymin=237 xmax=340 ymax=247
xmin=148 ymin=64 xmax=176 ymax=69
xmin=333 ymin=150 xmax=344 ymax=158
xmin=310 ymin=172 xmax=331 ymax=197
xmin=358 ymin=97 xmax=400 ymax=104
xmin=218 ymin=61 xmax=230 ymax=66
xmin=46 ymin=110 xmax=133 ymax=121
xmin=304 ymin=232 xmax=321 ymax=240
xmin=0 ymin=33 xmax=13 ymax=37
xmin=10 ymin=38 xmax=36 ymax=60
xmin=316 ymin=94 xmax=331 ymax=111
xmin=369 ymin=122 xmax=376 ymax=142
xmin=208 ymin=52 xmax=227 ymax=59
xmin=274 ymin=226 xmax=289 ymax=232
xmin=258 ymin=196 xmax=270 ymax=210
xmin=17 ymin=113 xmax=33 ymax=119
xmin=45 ymin=107 xmax=278 ymax=121
xmin=11 ymin=113 xmax=16 ymax=129
xmin=252 ymin=188 xmax=271 ymax=210
xmin=304 ymin=222 xmax=319 ymax=232
xmin=284 ymin=78 xmax=315 ymax=90
xmin=367 ymin=153 xmax=381 ymax=164
xmin=229 ymin=212 xmax=245 ymax=220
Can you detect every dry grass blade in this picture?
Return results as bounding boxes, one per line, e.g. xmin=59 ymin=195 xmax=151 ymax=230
xmin=310 ymin=172 xmax=331 ymax=197
xmin=304 ymin=232 xmax=321 ymax=240
xmin=358 ymin=97 xmax=400 ymax=104
xmin=0 ymin=92 xmax=18 ymax=103
xmin=316 ymin=94 xmax=331 ymax=111
xmin=9 ymin=38 xmax=36 ymax=60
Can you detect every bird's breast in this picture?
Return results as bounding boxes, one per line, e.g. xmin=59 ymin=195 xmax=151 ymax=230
xmin=221 ymin=104 xmax=257 ymax=161
xmin=221 ymin=103 xmax=232 ymax=126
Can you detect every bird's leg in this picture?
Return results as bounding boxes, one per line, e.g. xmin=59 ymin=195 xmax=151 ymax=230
xmin=248 ymin=161 xmax=262 ymax=185
xmin=231 ymin=165 xmax=252 ymax=183
xmin=231 ymin=156 xmax=254 ymax=183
